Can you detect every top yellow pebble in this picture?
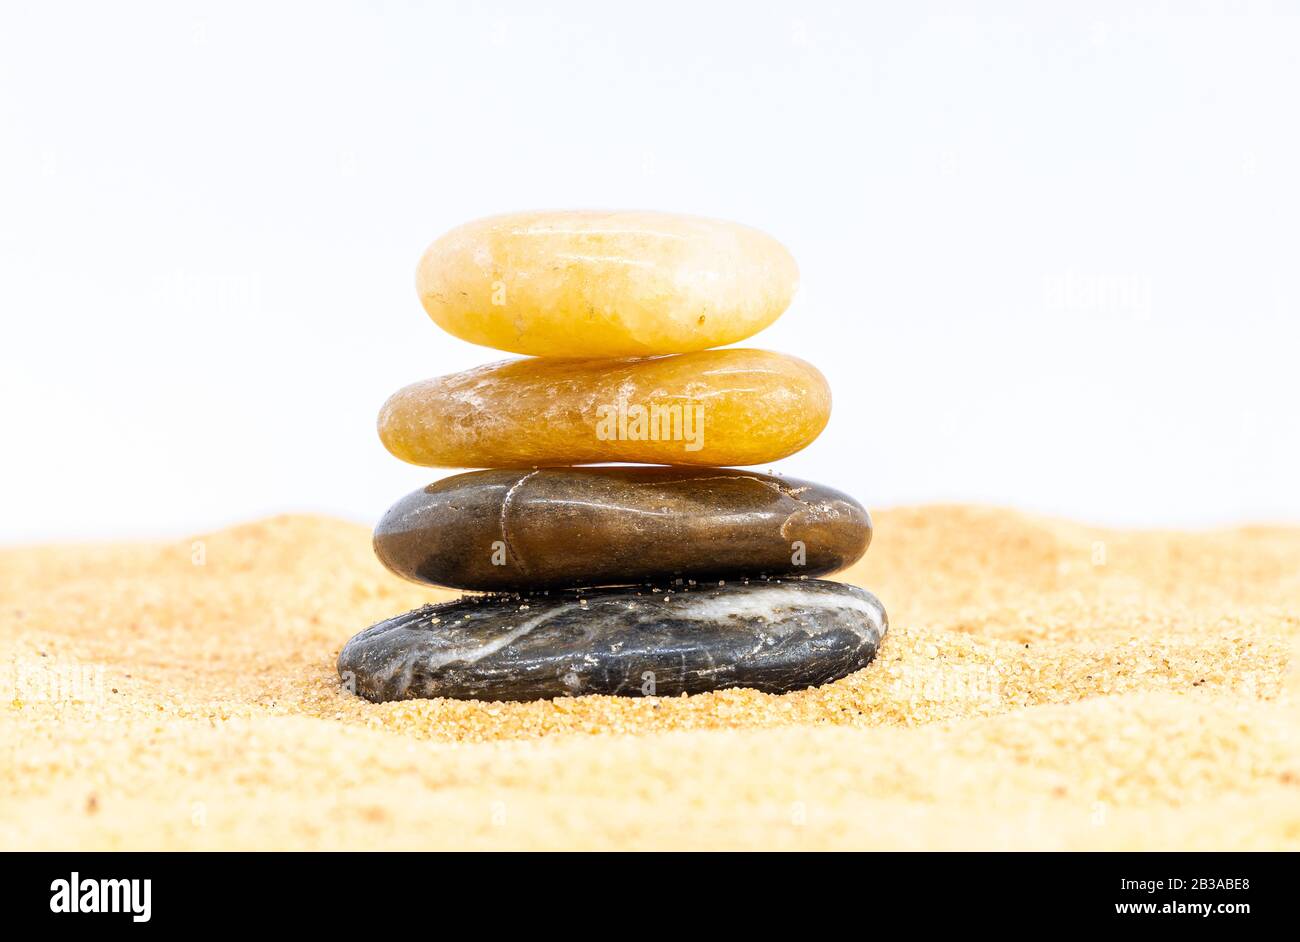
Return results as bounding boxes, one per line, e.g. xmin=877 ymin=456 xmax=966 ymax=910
xmin=415 ymin=210 xmax=799 ymax=357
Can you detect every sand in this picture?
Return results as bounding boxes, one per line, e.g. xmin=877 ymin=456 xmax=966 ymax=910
xmin=2 ymin=506 xmax=1297 ymax=850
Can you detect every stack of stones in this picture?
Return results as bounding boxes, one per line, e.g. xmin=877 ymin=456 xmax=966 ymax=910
xmin=338 ymin=211 xmax=887 ymax=703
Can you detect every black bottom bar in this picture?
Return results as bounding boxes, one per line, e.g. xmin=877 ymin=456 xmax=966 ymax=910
xmin=3 ymin=851 xmax=1289 ymax=929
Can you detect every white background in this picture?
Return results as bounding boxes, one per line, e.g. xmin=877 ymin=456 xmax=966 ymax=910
xmin=2 ymin=1 xmax=1297 ymax=542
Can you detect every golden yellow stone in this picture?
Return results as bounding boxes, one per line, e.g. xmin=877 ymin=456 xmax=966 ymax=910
xmin=378 ymin=348 xmax=830 ymax=468
xmin=415 ymin=211 xmax=799 ymax=357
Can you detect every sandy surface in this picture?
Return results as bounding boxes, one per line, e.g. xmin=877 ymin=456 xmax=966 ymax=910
xmin=2 ymin=506 xmax=1297 ymax=850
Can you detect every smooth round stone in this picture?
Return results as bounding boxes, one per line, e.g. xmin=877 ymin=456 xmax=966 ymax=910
xmin=378 ymin=348 xmax=830 ymax=468
xmin=337 ymin=579 xmax=887 ymax=702
xmin=375 ymin=467 xmax=871 ymax=591
xmin=415 ymin=210 xmax=799 ymax=357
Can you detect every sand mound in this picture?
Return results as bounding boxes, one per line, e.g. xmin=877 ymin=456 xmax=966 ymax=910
xmin=2 ymin=506 xmax=1297 ymax=849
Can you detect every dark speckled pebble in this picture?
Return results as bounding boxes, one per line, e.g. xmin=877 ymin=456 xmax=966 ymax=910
xmin=337 ymin=578 xmax=887 ymax=703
